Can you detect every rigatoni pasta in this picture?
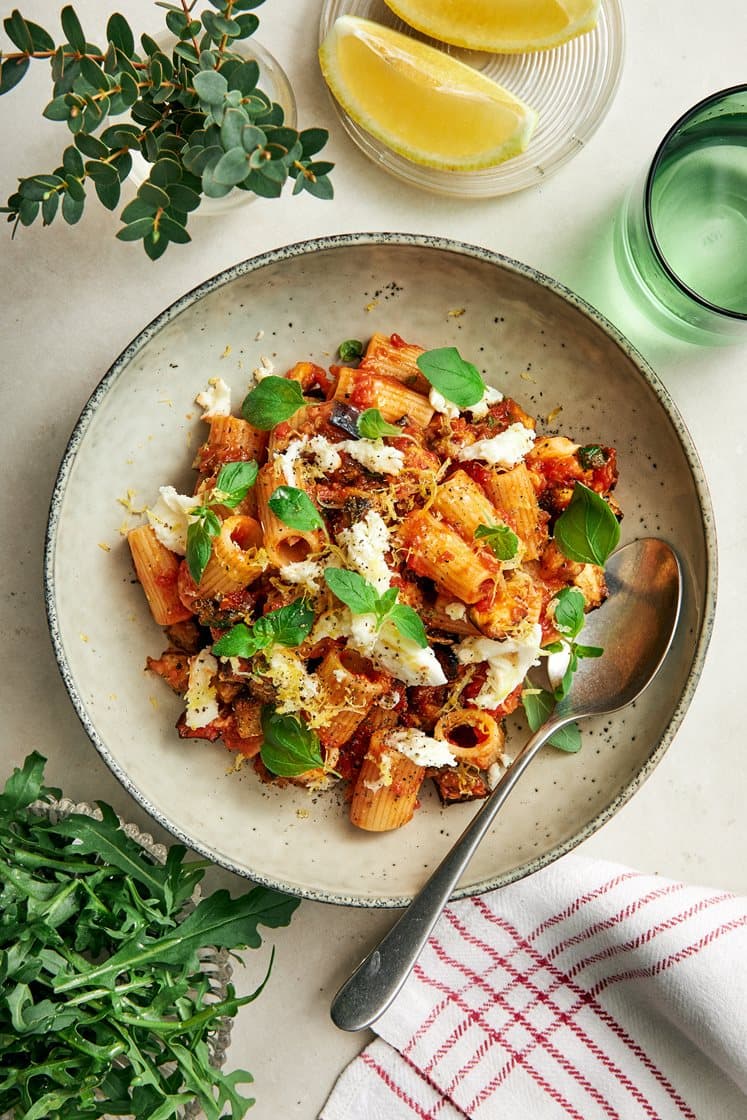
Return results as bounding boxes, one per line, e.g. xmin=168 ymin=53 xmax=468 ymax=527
xmin=131 ymin=332 xmax=620 ymax=830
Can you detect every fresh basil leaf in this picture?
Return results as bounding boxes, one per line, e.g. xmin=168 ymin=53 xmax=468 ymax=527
xmin=575 ymin=644 xmax=604 ymax=659
xmin=267 ymin=486 xmax=324 ymax=532
xmin=357 ymin=408 xmax=401 ymax=440
xmin=522 ymin=687 xmax=582 ymax=752
xmin=416 ymin=346 xmax=484 ymax=408
xmin=474 ymin=522 xmax=519 ymax=561
xmin=267 ymin=598 xmax=315 ymax=646
xmin=551 ymin=587 xmax=586 ymax=639
xmin=213 ymin=599 xmax=314 ymax=659
xmin=553 ymin=483 xmax=620 ymax=567
xmin=338 ymin=338 xmax=363 ymax=362
xmin=260 ymin=709 xmax=324 ymax=777
xmin=186 ymin=520 xmax=215 ymax=584
xmin=554 ymin=648 xmax=579 ymax=701
xmin=324 ymin=568 xmax=380 ymax=615
xmin=387 ymin=604 xmax=428 ymax=649
xmin=214 ymin=459 xmax=258 ymax=506
xmin=212 ymin=621 xmax=262 ymax=659
xmin=241 ymin=376 xmax=305 ymax=430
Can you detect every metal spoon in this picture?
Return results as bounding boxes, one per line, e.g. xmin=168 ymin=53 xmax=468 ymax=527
xmin=331 ymin=537 xmax=682 ymax=1032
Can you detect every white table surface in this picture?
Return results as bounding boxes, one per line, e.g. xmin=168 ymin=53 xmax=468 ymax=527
xmin=1 ymin=1 xmax=745 ymax=1115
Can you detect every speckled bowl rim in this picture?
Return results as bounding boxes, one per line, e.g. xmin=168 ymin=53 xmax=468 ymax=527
xmin=44 ymin=232 xmax=717 ymax=908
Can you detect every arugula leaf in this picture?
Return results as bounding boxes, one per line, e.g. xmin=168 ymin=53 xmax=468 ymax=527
xmin=213 ymin=460 xmax=258 ymax=507
xmin=474 ymin=522 xmax=519 ymax=561
xmin=416 ymin=346 xmax=485 ymax=408
xmin=553 ymin=482 xmax=620 ymax=566
xmin=213 ymin=598 xmax=314 ymax=659
xmin=0 ymin=754 xmax=299 ymax=1120
xmin=267 ymin=485 xmax=324 ymax=532
xmin=357 ymin=408 xmax=401 ymax=440
xmin=260 ymin=709 xmax=325 ymax=777
xmin=0 ymin=750 xmax=57 ymax=812
xmin=241 ymin=376 xmax=305 ymax=430
xmin=338 ymin=338 xmax=363 ymax=362
xmin=522 ymin=688 xmax=582 ymax=753
xmin=323 ymin=569 xmax=428 ymax=648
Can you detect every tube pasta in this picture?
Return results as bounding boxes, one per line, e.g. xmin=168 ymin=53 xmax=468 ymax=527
xmin=349 ymin=733 xmax=425 ymax=832
xmin=255 ymin=460 xmax=324 ymax=566
xmin=435 ymin=709 xmax=505 ymax=769
xmin=399 ymin=509 xmax=499 ymax=604
xmin=197 ymin=515 xmax=267 ymax=597
xmin=359 ymin=332 xmax=431 ymax=394
xmin=128 ymin=525 xmax=192 ymax=626
xmin=334 ymin=365 xmax=434 ymax=427
xmin=480 ymin=462 xmax=546 ymax=560
xmin=316 ymin=648 xmax=389 ymax=750
xmin=133 ymin=331 xmax=620 ymax=833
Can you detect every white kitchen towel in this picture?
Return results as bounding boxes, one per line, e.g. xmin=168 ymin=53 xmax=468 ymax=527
xmin=321 ymin=856 xmax=747 ymax=1120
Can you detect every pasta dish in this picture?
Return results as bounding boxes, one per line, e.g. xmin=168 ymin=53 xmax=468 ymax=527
xmin=129 ymin=332 xmax=620 ymax=831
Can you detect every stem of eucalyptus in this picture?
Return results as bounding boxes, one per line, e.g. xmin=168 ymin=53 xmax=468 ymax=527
xmin=0 ymin=1 xmax=335 ymax=258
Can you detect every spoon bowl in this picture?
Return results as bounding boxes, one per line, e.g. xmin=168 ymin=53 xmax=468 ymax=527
xmin=331 ymin=537 xmax=682 ymax=1032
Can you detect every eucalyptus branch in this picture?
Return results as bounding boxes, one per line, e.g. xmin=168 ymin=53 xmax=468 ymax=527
xmin=0 ymin=1 xmax=334 ymax=259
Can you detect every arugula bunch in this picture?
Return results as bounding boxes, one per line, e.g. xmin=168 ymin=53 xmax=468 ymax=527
xmin=0 ymin=753 xmax=299 ymax=1120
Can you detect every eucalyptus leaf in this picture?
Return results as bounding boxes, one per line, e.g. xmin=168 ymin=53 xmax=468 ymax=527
xmin=60 ymin=5 xmax=86 ymax=53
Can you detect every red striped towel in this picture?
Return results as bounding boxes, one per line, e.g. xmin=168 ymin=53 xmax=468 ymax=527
xmin=321 ymin=857 xmax=747 ymax=1120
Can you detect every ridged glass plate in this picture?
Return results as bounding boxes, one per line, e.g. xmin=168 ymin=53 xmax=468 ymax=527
xmin=318 ymin=0 xmax=625 ymax=197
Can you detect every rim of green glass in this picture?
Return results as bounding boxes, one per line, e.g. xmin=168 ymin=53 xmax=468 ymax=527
xmin=644 ymin=82 xmax=747 ymax=322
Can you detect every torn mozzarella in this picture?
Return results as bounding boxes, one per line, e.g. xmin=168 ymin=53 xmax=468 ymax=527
xmin=146 ymin=486 xmax=199 ymax=554
xmin=385 ymin=728 xmax=457 ymax=769
xmin=467 ymin=384 xmax=504 ymax=419
xmin=184 ymin=651 xmax=219 ymax=729
xmin=337 ymin=510 xmax=393 ymax=594
xmin=428 ymin=387 xmax=460 ymax=419
xmin=456 ymin=624 xmax=543 ymax=709
xmin=336 ymin=439 xmax=405 ymax=475
xmin=195 ymin=377 xmax=231 ymax=419
xmin=456 ymin=422 xmax=536 ymax=468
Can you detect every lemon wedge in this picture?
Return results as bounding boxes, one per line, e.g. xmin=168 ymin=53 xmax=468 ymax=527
xmin=318 ymin=17 xmax=538 ymax=171
xmin=384 ymin=0 xmax=601 ymax=53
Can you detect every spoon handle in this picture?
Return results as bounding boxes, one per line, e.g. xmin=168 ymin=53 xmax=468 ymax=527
xmin=330 ymin=718 xmax=563 ymax=1032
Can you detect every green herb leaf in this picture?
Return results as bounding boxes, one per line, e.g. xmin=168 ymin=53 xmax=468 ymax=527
xmin=551 ymin=587 xmax=586 ymax=639
xmin=338 ymin=338 xmax=363 ymax=362
xmin=267 ymin=486 xmax=323 ymax=532
xmin=553 ymin=483 xmax=620 ymax=567
xmin=475 ymin=522 xmax=519 ymax=561
xmin=357 ymin=408 xmax=401 ymax=440
xmin=577 ymin=444 xmax=609 ymax=471
xmin=386 ymin=603 xmax=428 ymax=649
xmin=0 ymin=753 xmax=299 ymax=1120
xmin=186 ymin=518 xmax=216 ymax=584
xmin=260 ymin=709 xmax=324 ymax=777
xmin=213 ymin=599 xmax=314 ymax=658
xmin=241 ymin=376 xmax=305 ymax=430
xmin=214 ymin=459 xmax=258 ymax=507
xmin=416 ymin=346 xmax=485 ymax=408
xmin=324 ymin=568 xmax=380 ymax=615
xmin=522 ymin=688 xmax=582 ymax=752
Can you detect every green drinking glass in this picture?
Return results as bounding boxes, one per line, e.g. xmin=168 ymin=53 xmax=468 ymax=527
xmin=614 ymin=84 xmax=747 ymax=344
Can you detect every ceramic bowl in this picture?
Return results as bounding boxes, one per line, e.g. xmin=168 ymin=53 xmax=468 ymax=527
xmin=45 ymin=233 xmax=716 ymax=907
